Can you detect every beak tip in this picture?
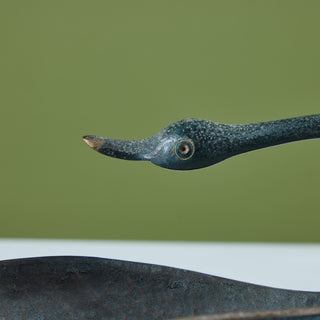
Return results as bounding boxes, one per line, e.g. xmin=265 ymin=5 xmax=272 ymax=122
xmin=82 ymin=135 xmax=104 ymax=149
xmin=82 ymin=135 xmax=91 ymax=146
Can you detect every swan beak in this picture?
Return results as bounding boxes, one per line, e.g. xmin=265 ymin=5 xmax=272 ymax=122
xmin=82 ymin=135 xmax=152 ymax=161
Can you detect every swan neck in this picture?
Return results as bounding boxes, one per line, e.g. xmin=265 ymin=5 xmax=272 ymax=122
xmin=232 ymin=114 xmax=320 ymax=155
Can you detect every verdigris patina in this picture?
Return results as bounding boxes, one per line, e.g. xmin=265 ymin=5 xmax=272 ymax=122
xmin=83 ymin=114 xmax=320 ymax=170
xmin=1 ymin=256 xmax=320 ymax=320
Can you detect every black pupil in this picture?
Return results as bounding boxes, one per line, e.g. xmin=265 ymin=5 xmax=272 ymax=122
xmin=179 ymin=144 xmax=189 ymax=154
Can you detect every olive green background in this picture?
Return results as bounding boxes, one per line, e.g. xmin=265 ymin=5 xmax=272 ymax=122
xmin=1 ymin=1 xmax=319 ymax=241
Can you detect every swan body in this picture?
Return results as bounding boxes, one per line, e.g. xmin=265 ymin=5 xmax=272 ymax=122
xmin=1 ymin=256 xmax=320 ymax=320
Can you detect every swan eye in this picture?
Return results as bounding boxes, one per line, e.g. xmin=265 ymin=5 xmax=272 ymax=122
xmin=174 ymin=139 xmax=194 ymax=160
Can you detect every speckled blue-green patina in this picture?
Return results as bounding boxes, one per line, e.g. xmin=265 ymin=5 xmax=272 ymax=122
xmin=1 ymin=256 xmax=320 ymax=320
xmin=83 ymin=114 xmax=320 ymax=170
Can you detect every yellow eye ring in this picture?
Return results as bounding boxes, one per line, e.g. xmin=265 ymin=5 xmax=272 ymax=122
xmin=174 ymin=139 xmax=194 ymax=160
